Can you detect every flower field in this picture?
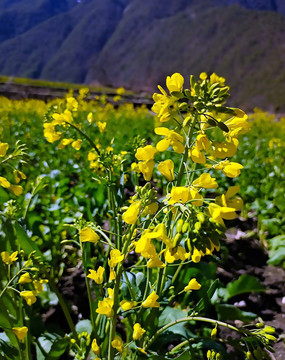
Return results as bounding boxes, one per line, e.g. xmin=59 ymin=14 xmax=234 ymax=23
xmin=0 ymin=74 xmax=284 ymax=360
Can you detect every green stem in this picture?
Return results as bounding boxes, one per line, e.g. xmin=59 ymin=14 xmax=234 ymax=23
xmin=108 ymin=224 xmax=137 ymax=360
xmin=64 ymin=120 xmax=101 ymax=155
xmin=176 ymin=114 xmax=198 ymax=187
xmin=48 ymin=278 xmax=79 ymax=344
xmin=145 ymin=316 xmax=240 ymax=350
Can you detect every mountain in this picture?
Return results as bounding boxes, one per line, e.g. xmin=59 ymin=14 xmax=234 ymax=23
xmin=0 ymin=0 xmax=284 ymax=111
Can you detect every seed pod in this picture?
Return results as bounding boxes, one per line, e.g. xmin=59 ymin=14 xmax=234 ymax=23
xmin=185 ymin=238 xmax=192 ymax=253
xmin=173 ymin=233 xmax=182 ymax=247
xmin=197 ymin=212 xmax=205 ymax=223
xmin=182 ymin=222 xmax=190 ymax=233
xmin=194 ymin=222 xmax=201 ymax=233
xmin=176 ymin=219 xmax=184 ymax=233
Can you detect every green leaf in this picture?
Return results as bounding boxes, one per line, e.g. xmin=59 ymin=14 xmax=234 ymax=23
xmin=75 ymin=319 xmax=92 ymax=334
xmin=14 ymin=222 xmax=42 ymax=258
xmin=194 ymin=279 xmax=220 ymax=313
xmin=158 ymin=307 xmax=192 ymax=339
xmin=48 ymin=337 xmax=69 ymax=358
xmin=0 ymin=337 xmax=18 ymax=359
xmin=170 ymin=91 xmax=184 ymax=99
xmin=225 ymin=275 xmax=264 ymax=300
xmin=267 ymin=247 xmax=285 ymax=266
xmin=216 ymin=304 xmax=257 ymax=322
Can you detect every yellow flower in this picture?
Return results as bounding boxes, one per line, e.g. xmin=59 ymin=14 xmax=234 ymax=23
xmin=9 ymin=185 xmax=23 ymax=196
xmin=18 ymin=273 xmax=32 ymax=284
xmin=143 ymin=202 xmax=159 ymax=216
xmin=0 ymin=142 xmax=9 ymax=156
xmin=72 ymin=139 xmax=82 ymax=150
xmin=91 ymin=339 xmax=100 ymax=355
xmin=133 ymin=323 xmax=146 ymax=340
xmin=58 ymin=138 xmax=73 ymax=149
xmin=164 ymin=247 xmax=190 ymax=263
xmin=120 ymin=300 xmax=138 ymax=311
xmin=0 ymin=176 xmax=11 ymax=188
xmin=20 ymin=291 xmax=37 ymax=306
xmin=111 ymin=336 xmax=123 ymax=353
xmin=96 ymin=295 xmax=114 ymax=318
xmin=109 ymin=269 xmax=116 ymax=281
xmin=152 ymin=85 xmax=175 ymax=122
xmin=33 ymin=279 xmax=48 ymax=294
xmin=142 ymin=291 xmax=160 ymax=308
xmin=122 ymin=200 xmax=141 ymax=224
xmin=213 ymin=160 xmax=243 ymax=178
xmin=12 ymin=327 xmax=28 ymax=341
xmin=116 ymin=87 xmax=125 ymax=95
xmin=66 ymin=97 xmax=78 ymax=111
xmin=43 ymin=122 xmax=62 ymax=143
xmin=190 ymin=146 xmax=206 ymax=164
xmin=97 ymin=122 xmax=106 ymax=133
xmin=208 ymin=203 xmax=237 ymax=227
xmin=13 ymin=170 xmax=26 ymax=183
xmin=168 ymin=186 xmax=189 ymax=205
xmin=210 ymin=73 xmax=225 ymax=86
xmin=192 ymin=173 xmax=218 ymax=189
xmin=157 ymin=159 xmax=175 ymax=181
xmin=135 ymin=145 xmax=158 ymax=162
xmin=138 ymin=160 xmax=155 ymax=181
xmin=131 ymin=162 xmax=141 ymax=173
xmin=215 ymin=186 xmax=243 ymax=211
xmin=166 ymin=73 xmax=184 ymax=93
xmin=147 ymin=255 xmax=166 ymax=268
xmin=155 ymin=127 xmax=184 ymax=154
xmin=87 ymin=267 xmax=105 ymax=284
xmin=184 ymin=278 xmax=201 ymax=291
xmin=1 ymin=251 xmax=18 ymax=265
xmin=212 ymin=139 xmax=238 ymax=159
xmin=108 ymin=249 xmax=124 ymax=268
xmin=200 ymin=72 xmax=208 ymax=80
xmin=191 ymin=247 xmax=201 ymax=263
xmin=87 ymin=112 xmax=94 ymax=123
xmin=80 ymin=227 xmax=99 ymax=243
xmin=135 ymin=234 xmax=157 ymax=258
xmin=196 ymin=133 xmax=210 ymax=152
xmin=188 ymin=188 xmax=203 ymax=206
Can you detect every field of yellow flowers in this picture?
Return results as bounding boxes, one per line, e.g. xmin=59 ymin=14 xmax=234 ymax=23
xmin=0 ymin=74 xmax=284 ymax=360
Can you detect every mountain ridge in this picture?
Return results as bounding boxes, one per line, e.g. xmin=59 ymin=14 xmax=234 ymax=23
xmin=0 ymin=0 xmax=284 ymax=110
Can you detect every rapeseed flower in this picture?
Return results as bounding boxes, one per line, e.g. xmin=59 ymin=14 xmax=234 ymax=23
xmin=18 ymin=273 xmax=32 ymax=284
xmin=133 ymin=323 xmax=146 ymax=340
xmin=12 ymin=327 xmax=28 ymax=341
xmin=20 ymin=291 xmax=37 ymax=306
xmin=122 ymin=200 xmax=141 ymax=224
xmin=80 ymin=227 xmax=99 ymax=243
xmin=92 ymin=339 xmax=100 ymax=355
xmin=192 ymin=173 xmax=218 ymax=189
xmin=142 ymin=291 xmax=160 ymax=308
xmin=108 ymin=249 xmax=124 ymax=268
xmin=0 ymin=142 xmax=8 ymax=156
xmin=87 ymin=267 xmax=105 ymax=284
xmin=1 ymin=251 xmax=18 ymax=265
xmin=184 ymin=278 xmax=201 ymax=291
xmin=111 ymin=336 xmax=123 ymax=353
xmin=157 ymin=159 xmax=175 ymax=181
xmin=120 ymin=300 xmax=138 ymax=311
xmin=155 ymin=127 xmax=184 ymax=154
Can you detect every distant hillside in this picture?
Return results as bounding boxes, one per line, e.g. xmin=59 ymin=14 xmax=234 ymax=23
xmin=0 ymin=0 xmax=284 ymax=111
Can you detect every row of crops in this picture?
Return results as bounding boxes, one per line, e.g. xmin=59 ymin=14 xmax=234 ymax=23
xmin=0 ymin=74 xmax=284 ymax=359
